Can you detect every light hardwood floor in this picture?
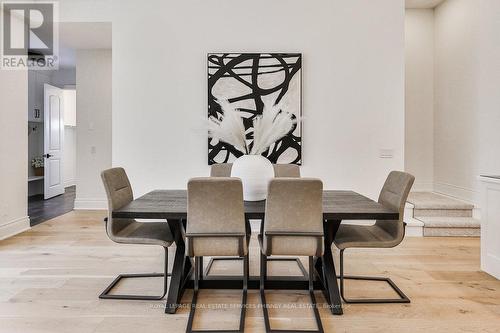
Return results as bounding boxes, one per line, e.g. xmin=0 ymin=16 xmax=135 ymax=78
xmin=0 ymin=211 xmax=499 ymax=333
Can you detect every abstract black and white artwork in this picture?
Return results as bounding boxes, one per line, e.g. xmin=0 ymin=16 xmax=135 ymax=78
xmin=208 ymin=53 xmax=302 ymax=165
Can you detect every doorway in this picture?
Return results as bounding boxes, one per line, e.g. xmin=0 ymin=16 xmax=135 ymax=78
xmin=27 ymin=21 xmax=112 ymax=226
xmin=27 ymin=65 xmax=77 ymax=225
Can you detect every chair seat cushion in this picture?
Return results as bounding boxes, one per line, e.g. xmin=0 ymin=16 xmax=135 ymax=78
xmin=189 ymin=236 xmax=248 ymax=257
xmin=258 ymin=234 xmax=323 ymax=257
xmin=112 ymin=219 xmax=174 ymax=247
xmin=333 ymin=224 xmax=398 ymax=250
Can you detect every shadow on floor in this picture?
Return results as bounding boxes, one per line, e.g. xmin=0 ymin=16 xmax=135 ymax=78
xmin=28 ymin=186 xmax=76 ymax=226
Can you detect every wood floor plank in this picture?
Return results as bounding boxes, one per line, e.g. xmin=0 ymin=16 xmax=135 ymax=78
xmin=0 ymin=211 xmax=499 ymax=333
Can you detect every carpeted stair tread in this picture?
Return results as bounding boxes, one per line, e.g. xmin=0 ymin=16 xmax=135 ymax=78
xmin=408 ymin=192 xmax=474 ymax=210
xmin=418 ymin=216 xmax=480 ymax=228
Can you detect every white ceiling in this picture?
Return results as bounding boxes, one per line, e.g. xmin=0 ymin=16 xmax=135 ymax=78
xmin=405 ymin=0 xmax=446 ymax=9
xmin=57 ymin=22 xmax=112 ymax=68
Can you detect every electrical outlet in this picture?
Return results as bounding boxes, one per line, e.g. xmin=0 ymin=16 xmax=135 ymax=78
xmin=379 ymin=149 xmax=394 ymax=158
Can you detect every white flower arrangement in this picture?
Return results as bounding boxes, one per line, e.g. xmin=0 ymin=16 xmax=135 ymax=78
xmin=31 ymin=156 xmax=44 ymax=168
xmin=208 ymin=99 xmax=297 ymax=155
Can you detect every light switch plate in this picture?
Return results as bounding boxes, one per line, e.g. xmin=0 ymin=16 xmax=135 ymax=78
xmin=379 ymin=149 xmax=394 ymax=158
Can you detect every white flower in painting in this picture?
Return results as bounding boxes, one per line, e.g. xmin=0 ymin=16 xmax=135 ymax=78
xmin=250 ymin=100 xmax=296 ymax=155
xmin=208 ymin=99 xmax=248 ymax=154
xmin=208 ymin=98 xmax=297 ymax=156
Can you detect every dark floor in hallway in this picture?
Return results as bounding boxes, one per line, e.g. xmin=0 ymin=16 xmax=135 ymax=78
xmin=28 ymin=186 xmax=76 ymax=226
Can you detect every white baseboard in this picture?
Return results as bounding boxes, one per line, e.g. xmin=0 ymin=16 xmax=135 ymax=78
xmin=0 ymin=216 xmax=30 ymax=240
xmin=473 ymin=207 xmax=481 ymax=220
xmin=482 ymin=253 xmax=500 ymax=280
xmin=74 ymin=198 xmax=107 ymax=210
xmin=431 ymin=183 xmax=481 ymax=218
xmin=64 ymin=179 xmax=76 ymax=188
xmin=411 ymin=181 xmax=434 ymax=192
xmin=406 ymin=224 xmax=423 ymax=237
xmin=434 ymin=181 xmax=478 ymax=205
xmin=404 ymin=201 xmax=423 ymax=237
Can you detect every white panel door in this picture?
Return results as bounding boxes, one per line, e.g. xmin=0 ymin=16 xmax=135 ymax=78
xmin=44 ymin=84 xmax=65 ymax=199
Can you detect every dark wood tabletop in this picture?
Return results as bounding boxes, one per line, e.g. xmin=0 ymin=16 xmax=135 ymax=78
xmin=113 ymin=189 xmax=399 ymax=220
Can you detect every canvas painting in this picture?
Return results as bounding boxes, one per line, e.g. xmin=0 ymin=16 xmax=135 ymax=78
xmin=207 ymin=53 xmax=302 ymax=165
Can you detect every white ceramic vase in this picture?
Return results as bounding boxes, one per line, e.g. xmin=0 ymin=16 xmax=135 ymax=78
xmin=231 ymin=155 xmax=274 ymax=201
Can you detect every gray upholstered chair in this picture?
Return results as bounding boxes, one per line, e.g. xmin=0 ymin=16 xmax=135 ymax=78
xmin=259 ymin=178 xmax=324 ymax=333
xmin=100 ymin=167 xmax=173 ymax=300
xmin=273 ymin=164 xmax=301 ymax=177
xmin=208 ymin=163 xmax=305 ymax=277
xmin=185 ymin=177 xmax=249 ymax=333
xmin=209 ymin=163 xmax=233 ymax=177
xmin=210 ymin=162 xmax=301 ymax=178
xmin=334 ymin=171 xmax=415 ymax=304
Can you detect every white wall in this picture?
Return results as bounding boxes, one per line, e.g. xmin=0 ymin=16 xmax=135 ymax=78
xmin=0 ymin=70 xmax=30 ymax=239
xmin=63 ymin=127 xmax=77 ymax=187
xmin=405 ymin=9 xmax=435 ymax=191
xmin=434 ymin=0 xmax=480 ymax=202
xmin=63 ymin=89 xmax=77 ymax=188
xmin=50 ymin=68 xmax=76 ymax=88
xmin=112 ymin=0 xmax=405 ymax=199
xmin=478 ymin=0 xmax=500 ymax=177
xmin=74 ymin=50 xmax=112 ymax=209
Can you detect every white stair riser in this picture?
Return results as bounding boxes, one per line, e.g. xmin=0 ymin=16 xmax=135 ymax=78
xmin=405 ymin=225 xmax=423 ymax=237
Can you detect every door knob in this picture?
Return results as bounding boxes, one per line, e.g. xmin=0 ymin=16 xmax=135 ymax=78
xmin=44 ymin=154 xmax=53 ymax=158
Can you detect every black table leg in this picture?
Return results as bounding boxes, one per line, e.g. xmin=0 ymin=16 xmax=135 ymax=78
xmin=314 ymin=256 xmax=330 ymax=304
xmin=320 ymin=219 xmax=343 ymax=315
xmin=165 ymin=219 xmax=191 ymax=314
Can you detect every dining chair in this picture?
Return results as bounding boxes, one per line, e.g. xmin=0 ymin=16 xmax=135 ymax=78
xmin=210 ymin=163 xmax=301 ymax=178
xmin=209 ymin=163 xmax=233 ymax=177
xmin=273 ymin=164 xmax=300 ymax=178
xmin=100 ymin=167 xmax=173 ymax=300
xmin=259 ymin=178 xmax=324 ymax=333
xmin=208 ymin=163 xmax=306 ymax=278
xmin=186 ymin=177 xmax=249 ymax=333
xmin=333 ymin=170 xmax=415 ymax=304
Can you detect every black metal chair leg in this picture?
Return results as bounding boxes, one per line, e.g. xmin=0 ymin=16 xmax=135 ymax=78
xmin=240 ymin=255 xmax=249 ymax=332
xmin=186 ymin=255 xmax=248 ymax=333
xmin=205 ymin=221 xmax=307 ymax=281
xmin=309 ymin=257 xmax=324 ymax=333
xmin=260 ymin=254 xmax=324 ymax=333
xmin=186 ymin=257 xmax=200 ymax=333
xmin=338 ymin=249 xmax=410 ymax=304
xmin=99 ymin=247 xmax=170 ymax=300
xmin=260 ymin=253 xmax=271 ymax=333
xmin=205 ymin=256 xmax=307 ymax=280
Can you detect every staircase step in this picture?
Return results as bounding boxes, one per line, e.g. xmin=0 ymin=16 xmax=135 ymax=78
xmin=418 ymin=216 xmax=480 ymax=228
xmin=423 ymin=228 xmax=480 ymax=237
xmin=408 ymin=192 xmax=474 ymax=210
xmin=414 ymin=208 xmax=472 ymax=218
xmin=419 ymin=217 xmax=480 ymax=237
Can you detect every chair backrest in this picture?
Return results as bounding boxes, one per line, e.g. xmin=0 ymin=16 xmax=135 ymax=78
xmin=211 ymin=163 xmax=300 ymax=178
xmin=263 ymin=178 xmax=324 ymax=256
xmin=375 ymin=171 xmax=415 ymax=243
xmin=273 ymin=164 xmax=300 ymax=177
xmin=101 ymin=167 xmax=134 ymax=238
xmin=210 ymin=163 xmax=233 ymax=177
xmin=187 ymin=177 xmax=246 ymax=255
xmin=101 ymin=167 xmax=133 ymax=211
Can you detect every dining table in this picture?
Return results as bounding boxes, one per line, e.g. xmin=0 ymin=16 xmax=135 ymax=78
xmin=113 ymin=189 xmax=399 ymax=315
